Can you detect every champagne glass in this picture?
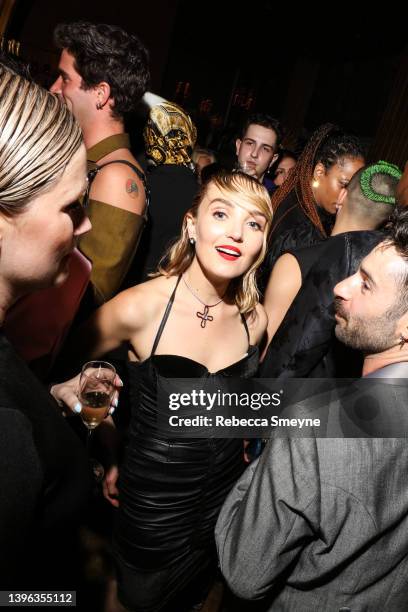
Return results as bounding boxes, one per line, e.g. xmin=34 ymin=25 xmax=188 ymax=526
xmin=79 ymin=360 xmax=116 ymax=481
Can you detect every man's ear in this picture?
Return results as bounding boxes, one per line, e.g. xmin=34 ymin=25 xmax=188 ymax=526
xmin=396 ymin=315 xmax=408 ymax=345
xmin=269 ymin=152 xmax=279 ymax=169
xmin=313 ymin=162 xmax=326 ymax=180
xmin=95 ymin=81 xmax=111 ymax=107
xmin=235 ymin=139 xmax=242 ymax=157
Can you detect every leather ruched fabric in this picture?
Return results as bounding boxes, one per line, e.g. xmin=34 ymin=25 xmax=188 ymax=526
xmin=113 ymin=347 xmax=258 ymax=611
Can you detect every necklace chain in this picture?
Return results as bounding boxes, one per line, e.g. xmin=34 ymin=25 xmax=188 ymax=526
xmin=182 ymin=275 xmax=226 ymax=328
xmin=182 ymin=275 xmax=225 ymax=308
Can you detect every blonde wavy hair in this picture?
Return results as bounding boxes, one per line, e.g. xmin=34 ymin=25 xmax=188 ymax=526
xmin=157 ymin=171 xmax=272 ymax=313
xmin=0 ymin=63 xmax=83 ymax=216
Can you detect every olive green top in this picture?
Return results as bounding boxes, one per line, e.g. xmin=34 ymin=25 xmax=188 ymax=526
xmin=79 ymin=134 xmax=146 ymax=304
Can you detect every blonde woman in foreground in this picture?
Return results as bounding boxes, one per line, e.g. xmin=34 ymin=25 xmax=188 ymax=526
xmin=0 ymin=63 xmax=91 ymax=588
xmin=54 ymin=170 xmax=272 ymax=611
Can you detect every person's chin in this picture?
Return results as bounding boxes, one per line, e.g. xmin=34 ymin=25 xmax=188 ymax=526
xmin=52 ymin=255 xmax=71 ymax=287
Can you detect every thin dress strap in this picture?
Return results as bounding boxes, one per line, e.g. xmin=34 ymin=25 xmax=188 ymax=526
xmin=150 ymin=276 xmax=182 ymax=356
xmin=240 ymin=313 xmax=250 ymax=351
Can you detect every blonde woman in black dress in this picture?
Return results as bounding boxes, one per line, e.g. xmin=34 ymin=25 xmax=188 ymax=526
xmin=54 ymin=171 xmax=272 ymax=611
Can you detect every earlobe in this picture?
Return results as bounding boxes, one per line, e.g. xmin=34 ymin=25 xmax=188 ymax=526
xmin=337 ymin=188 xmax=348 ymax=206
xmin=397 ymin=320 xmax=408 ymax=347
xmin=96 ymin=81 xmax=111 ymax=108
xmin=185 ymin=214 xmax=196 ymax=240
xmin=313 ymin=162 xmax=325 ymax=180
xmin=235 ymin=139 xmax=242 ymax=156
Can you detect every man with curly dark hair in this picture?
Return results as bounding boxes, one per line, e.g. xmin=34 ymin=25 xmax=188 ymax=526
xmin=51 ymin=22 xmax=150 ymax=305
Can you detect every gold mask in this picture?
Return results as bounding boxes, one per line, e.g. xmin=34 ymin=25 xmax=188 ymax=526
xmin=144 ymin=101 xmax=197 ymax=167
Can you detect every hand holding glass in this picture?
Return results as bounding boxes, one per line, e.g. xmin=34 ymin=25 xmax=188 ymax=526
xmin=79 ymin=361 xmax=116 ymax=480
xmin=79 ymin=361 xmax=116 ymax=429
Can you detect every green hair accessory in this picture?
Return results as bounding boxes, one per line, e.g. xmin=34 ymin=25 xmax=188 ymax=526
xmin=360 ymin=160 xmax=402 ymax=205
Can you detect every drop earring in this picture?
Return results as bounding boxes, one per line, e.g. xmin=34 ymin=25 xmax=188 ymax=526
xmin=189 ymin=237 xmax=195 ymax=246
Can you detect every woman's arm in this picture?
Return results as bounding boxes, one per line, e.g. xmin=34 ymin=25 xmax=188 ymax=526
xmin=262 ymin=253 xmax=302 ymax=358
xmin=50 ymin=284 xmax=149 ymax=413
xmin=64 ymin=283 xmax=150 ymax=365
xmin=246 ymin=302 xmax=268 ymax=347
xmin=76 ymin=287 xmax=143 ymax=358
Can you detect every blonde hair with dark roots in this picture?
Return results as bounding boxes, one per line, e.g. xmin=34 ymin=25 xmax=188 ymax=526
xmin=157 ymin=171 xmax=272 ymax=313
xmin=0 ymin=63 xmax=83 ymax=216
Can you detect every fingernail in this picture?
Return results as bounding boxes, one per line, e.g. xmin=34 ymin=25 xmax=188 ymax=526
xmin=113 ymin=396 xmax=119 ymax=408
xmin=73 ymin=402 xmax=82 ymax=414
xmin=118 ymin=378 xmax=124 ymax=387
xmin=108 ymin=407 xmax=115 ymax=415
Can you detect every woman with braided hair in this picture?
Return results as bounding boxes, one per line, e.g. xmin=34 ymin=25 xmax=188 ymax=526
xmin=262 ymin=124 xmax=365 ymax=284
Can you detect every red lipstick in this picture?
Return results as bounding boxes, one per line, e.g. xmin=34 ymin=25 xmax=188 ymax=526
xmin=216 ymin=245 xmax=242 ymax=261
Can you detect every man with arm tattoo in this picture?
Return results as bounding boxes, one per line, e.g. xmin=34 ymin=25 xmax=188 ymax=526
xmin=51 ymin=21 xmax=150 ymax=304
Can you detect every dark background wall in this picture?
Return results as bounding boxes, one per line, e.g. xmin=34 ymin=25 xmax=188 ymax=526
xmin=4 ymin=0 xmax=408 ymax=165
xmin=6 ymin=0 xmax=179 ymax=90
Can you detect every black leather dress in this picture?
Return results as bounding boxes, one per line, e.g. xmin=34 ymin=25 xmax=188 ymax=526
xmin=113 ymin=277 xmax=258 ymax=611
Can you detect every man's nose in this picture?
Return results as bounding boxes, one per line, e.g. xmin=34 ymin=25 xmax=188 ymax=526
xmin=334 ymin=273 xmax=356 ymax=300
xmin=75 ymin=212 xmax=92 ymax=237
xmin=50 ymin=76 xmax=62 ymax=94
xmin=250 ymin=145 xmax=259 ymax=158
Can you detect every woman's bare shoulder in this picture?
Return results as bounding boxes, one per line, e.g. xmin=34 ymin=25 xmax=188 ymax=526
xmin=107 ymin=275 xmax=179 ymax=326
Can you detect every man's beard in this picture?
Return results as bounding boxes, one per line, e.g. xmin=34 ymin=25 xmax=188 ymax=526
xmin=334 ymin=298 xmax=398 ymax=353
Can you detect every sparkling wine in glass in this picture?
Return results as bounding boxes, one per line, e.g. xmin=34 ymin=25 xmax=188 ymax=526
xmin=79 ymin=361 xmax=116 ymax=481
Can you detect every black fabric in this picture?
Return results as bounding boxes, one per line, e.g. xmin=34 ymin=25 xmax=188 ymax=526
xmin=0 ymin=332 xmax=91 ymax=589
xmin=259 ymin=191 xmax=334 ymax=292
xmin=113 ymin=283 xmax=257 ymax=612
xmin=289 ymin=240 xmax=331 ymax=282
xmin=150 ymin=276 xmax=181 ymax=355
xmin=260 ymin=231 xmax=384 ymax=379
xmin=133 ymin=165 xmax=198 ymax=283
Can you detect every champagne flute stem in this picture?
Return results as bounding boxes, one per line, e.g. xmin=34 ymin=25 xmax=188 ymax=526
xmin=86 ymin=428 xmax=93 ymax=453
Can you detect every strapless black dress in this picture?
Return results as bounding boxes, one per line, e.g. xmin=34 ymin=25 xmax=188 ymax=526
xmin=113 ymin=278 xmax=258 ymax=612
